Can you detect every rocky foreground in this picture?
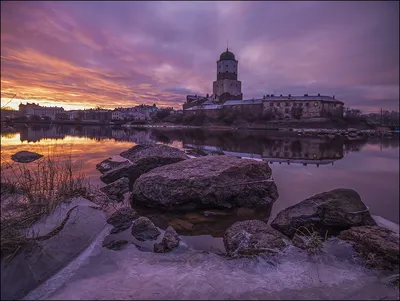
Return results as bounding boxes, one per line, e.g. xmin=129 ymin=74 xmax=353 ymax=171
xmin=95 ymin=144 xmax=399 ymax=272
xmin=3 ymin=143 xmax=398 ymax=300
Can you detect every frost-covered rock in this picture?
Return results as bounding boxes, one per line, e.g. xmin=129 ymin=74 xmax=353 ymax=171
xmin=339 ymin=226 xmax=399 ymax=270
xmin=99 ymin=144 xmax=188 ymax=186
xmin=106 ymin=207 xmax=139 ymax=234
xmin=100 ymin=161 xmax=137 ymax=184
xmin=11 ymin=151 xmax=43 ymax=163
xmin=154 ymin=226 xmax=180 ymax=253
xmin=100 ymin=177 xmax=129 ymax=202
xmin=131 ymin=155 xmax=278 ymax=210
xmin=96 ymin=157 xmax=129 ymax=174
xmin=223 ymin=220 xmax=289 ymax=257
xmin=270 ymin=188 xmax=376 ymax=238
xmin=131 ymin=217 xmax=161 ymax=241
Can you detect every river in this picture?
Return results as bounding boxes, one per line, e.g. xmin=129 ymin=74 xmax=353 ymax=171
xmin=1 ymin=124 xmax=399 ymax=227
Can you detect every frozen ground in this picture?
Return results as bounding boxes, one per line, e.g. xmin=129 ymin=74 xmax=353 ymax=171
xmin=23 ymin=225 xmax=399 ymax=300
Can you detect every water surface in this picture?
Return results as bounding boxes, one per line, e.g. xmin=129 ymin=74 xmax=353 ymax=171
xmin=1 ymin=124 xmax=399 ymax=234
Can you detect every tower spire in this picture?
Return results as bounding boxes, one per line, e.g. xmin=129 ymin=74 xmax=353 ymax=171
xmin=227 ymin=40 xmax=229 ymax=51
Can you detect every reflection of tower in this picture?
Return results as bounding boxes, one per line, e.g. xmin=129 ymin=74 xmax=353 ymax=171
xmin=212 ymin=49 xmax=243 ymax=103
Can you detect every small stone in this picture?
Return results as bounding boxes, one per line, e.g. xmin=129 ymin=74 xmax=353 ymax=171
xmin=100 ymin=177 xmax=130 ymax=202
xmin=154 ymin=226 xmax=180 ymax=253
xmin=106 ymin=207 xmax=139 ymax=229
xmin=102 ymin=240 xmax=129 ymax=251
xmin=11 ymin=151 xmax=43 ymax=163
xmin=223 ymin=220 xmax=290 ymax=257
xmin=110 ymin=223 xmax=132 ymax=234
xmin=131 ymin=216 xmax=161 ymax=241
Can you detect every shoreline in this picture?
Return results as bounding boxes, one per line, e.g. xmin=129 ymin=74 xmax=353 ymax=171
xmin=5 ymin=119 xmax=397 ymax=132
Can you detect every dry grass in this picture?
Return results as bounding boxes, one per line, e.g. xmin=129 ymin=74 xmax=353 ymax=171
xmin=293 ymin=225 xmax=328 ymax=254
xmin=0 ymin=144 xmax=89 ymax=259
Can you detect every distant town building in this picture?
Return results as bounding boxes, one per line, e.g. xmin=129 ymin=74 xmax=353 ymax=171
xmin=19 ymin=103 xmax=64 ymax=120
xmin=111 ymin=105 xmax=153 ymax=121
xmin=183 ymin=50 xmax=344 ymax=119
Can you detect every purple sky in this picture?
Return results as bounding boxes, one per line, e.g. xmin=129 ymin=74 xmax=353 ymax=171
xmin=1 ymin=1 xmax=399 ymax=111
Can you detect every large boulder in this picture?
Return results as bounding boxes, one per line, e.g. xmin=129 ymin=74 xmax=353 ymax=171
xmin=11 ymin=151 xmax=43 ymax=163
xmin=154 ymin=226 xmax=180 ymax=253
xmin=339 ymin=226 xmax=399 ymax=270
xmin=106 ymin=207 xmax=139 ymax=234
xmin=270 ymin=189 xmax=377 ymax=238
xmin=99 ymin=144 xmax=188 ymax=187
xmin=131 ymin=155 xmax=278 ymax=211
xmin=131 ymin=217 xmax=161 ymax=241
xmin=100 ymin=177 xmax=130 ymax=202
xmin=223 ymin=220 xmax=289 ymax=257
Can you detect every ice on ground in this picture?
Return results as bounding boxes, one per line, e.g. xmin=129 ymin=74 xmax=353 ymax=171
xmin=23 ymin=234 xmax=399 ymax=300
xmin=373 ymin=215 xmax=400 ymax=234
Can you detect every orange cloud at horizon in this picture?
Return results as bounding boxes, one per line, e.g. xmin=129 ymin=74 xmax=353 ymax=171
xmin=1 ymin=1 xmax=399 ymax=112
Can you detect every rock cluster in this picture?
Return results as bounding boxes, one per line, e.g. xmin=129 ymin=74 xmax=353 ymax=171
xmin=99 ymin=144 xmax=188 ymax=185
xmin=104 ymin=207 xmax=180 ymax=253
xmin=222 ymin=188 xmax=398 ymax=269
xmin=97 ymin=144 xmax=398 ymax=271
xmin=96 ymin=144 xmax=188 ymax=201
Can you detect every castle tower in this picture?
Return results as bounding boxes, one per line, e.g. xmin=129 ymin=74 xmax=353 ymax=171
xmin=212 ymin=48 xmax=243 ymax=103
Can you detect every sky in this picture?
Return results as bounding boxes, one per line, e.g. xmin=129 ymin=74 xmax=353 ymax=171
xmin=1 ymin=1 xmax=399 ymax=112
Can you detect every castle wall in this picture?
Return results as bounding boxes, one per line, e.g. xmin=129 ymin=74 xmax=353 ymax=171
xmin=262 ymin=99 xmax=344 ymax=119
xmin=223 ymin=103 xmax=263 ymax=118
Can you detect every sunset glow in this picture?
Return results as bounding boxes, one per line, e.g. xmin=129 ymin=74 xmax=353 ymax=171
xmin=1 ymin=1 xmax=399 ymax=111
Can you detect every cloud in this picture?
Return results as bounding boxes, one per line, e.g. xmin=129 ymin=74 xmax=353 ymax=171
xmin=1 ymin=1 xmax=398 ymax=111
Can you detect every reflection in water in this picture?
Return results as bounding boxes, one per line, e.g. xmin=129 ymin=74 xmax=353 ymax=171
xmin=1 ymin=124 xmax=399 ymax=229
xmin=11 ymin=124 xmax=397 ymax=166
xmin=134 ymin=206 xmax=273 ymax=238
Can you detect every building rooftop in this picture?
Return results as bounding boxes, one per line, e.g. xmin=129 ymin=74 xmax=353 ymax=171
xmin=224 ymin=99 xmax=263 ymax=106
xmin=184 ymin=104 xmax=223 ymax=110
xmin=262 ymin=95 xmax=343 ymax=104
xmin=219 ymin=48 xmax=236 ymax=61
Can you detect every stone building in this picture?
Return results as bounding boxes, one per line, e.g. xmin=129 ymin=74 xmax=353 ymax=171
xmin=212 ymin=48 xmax=243 ymax=103
xmin=183 ymin=49 xmax=344 ymax=119
xmin=19 ymin=103 xmax=64 ymax=120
